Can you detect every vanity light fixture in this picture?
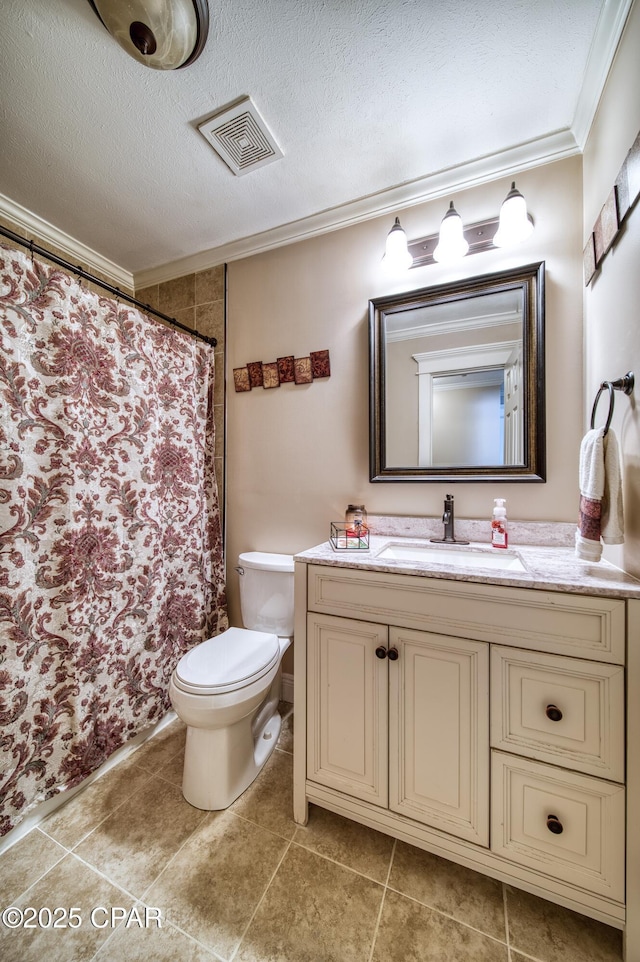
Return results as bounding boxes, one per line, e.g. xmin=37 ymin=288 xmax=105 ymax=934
xmin=386 ymin=182 xmax=535 ymax=269
xmin=493 ymin=182 xmax=534 ymax=247
xmin=433 ymin=201 xmax=469 ymax=264
xmin=382 ymin=217 xmax=413 ymax=271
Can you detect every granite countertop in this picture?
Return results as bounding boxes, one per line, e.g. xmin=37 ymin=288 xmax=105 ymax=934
xmin=294 ymin=529 xmax=640 ymax=599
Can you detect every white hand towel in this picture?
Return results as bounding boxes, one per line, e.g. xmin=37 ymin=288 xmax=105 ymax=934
xmin=575 ymin=426 xmax=624 ymax=561
xmin=576 ymin=427 xmax=605 ymax=562
xmin=602 ymin=428 xmax=624 ymax=544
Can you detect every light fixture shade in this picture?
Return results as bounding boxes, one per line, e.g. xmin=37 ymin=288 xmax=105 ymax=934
xmin=433 ymin=202 xmax=469 ymax=263
xmin=383 ymin=217 xmax=413 ymax=271
xmin=88 ymin=0 xmax=209 ymax=70
xmin=493 ymin=182 xmax=534 ymax=247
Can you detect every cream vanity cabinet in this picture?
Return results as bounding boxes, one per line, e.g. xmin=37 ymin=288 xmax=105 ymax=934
xmin=306 ymin=612 xmax=489 ymax=845
xmin=293 ymin=560 xmax=640 ymax=945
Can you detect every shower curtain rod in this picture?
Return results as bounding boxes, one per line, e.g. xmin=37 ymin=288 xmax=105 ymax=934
xmin=0 ymin=225 xmax=217 ymax=347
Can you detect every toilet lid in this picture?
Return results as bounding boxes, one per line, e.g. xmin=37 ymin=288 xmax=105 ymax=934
xmin=238 ymin=551 xmax=294 ymax=572
xmin=173 ymin=627 xmax=280 ymax=695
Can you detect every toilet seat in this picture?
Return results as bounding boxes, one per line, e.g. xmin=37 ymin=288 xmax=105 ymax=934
xmin=173 ymin=627 xmax=280 ymax=696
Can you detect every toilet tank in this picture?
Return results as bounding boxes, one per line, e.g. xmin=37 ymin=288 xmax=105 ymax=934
xmin=237 ymin=552 xmax=295 ymax=637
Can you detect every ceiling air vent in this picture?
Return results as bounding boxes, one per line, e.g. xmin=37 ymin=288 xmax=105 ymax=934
xmin=198 ymin=97 xmax=283 ymax=176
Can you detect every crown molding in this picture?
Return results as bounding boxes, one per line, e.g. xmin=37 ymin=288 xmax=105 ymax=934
xmin=136 ymin=1 xmax=633 ymax=287
xmin=387 ymin=310 xmax=520 ymax=343
xmin=0 ymin=128 xmax=582 ymax=292
xmin=134 ymin=128 xmax=580 ymax=288
xmin=1 ymin=3 xmax=630 ymax=292
xmin=0 ymin=192 xmax=133 ymax=290
xmin=0 ymin=130 xmax=582 ymax=291
xmin=571 ymin=0 xmax=634 ymax=150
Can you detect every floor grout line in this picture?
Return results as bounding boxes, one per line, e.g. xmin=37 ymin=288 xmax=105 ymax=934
xmin=366 ymin=886 xmax=388 ymax=962
xmin=383 ymin=837 xmax=397 ymax=888
xmin=2 ymin=828 xmax=70 ymax=904
xmin=37 ymin=763 xmax=159 ymax=853
xmin=286 ymin=836 xmax=390 ymax=886
xmin=383 ymin=882 xmax=510 ymax=948
xmin=228 ymin=838 xmax=293 ymax=962
xmin=86 ymin=906 xmax=137 ymax=962
xmin=228 ymin=809 xmax=508 ymax=953
xmin=69 ymin=848 xmax=149 ymax=904
xmin=130 ymin=742 xmax=186 ymax=777
xmin=366 ymin=838 xmax=397 ymax=962
xmin=503 ymin=883 xmax=512 ymax=961
xmin=37 ymin=822 xmax=76 ymax=849
xmin=136 ymin=808 xmax=210 ymax=905
xmin=263 ymin=826 xmax=510 ymax=950
xmin=228 ymin=809 xmax=296 ymax=844
xmin=73 ymin=840 xmax=227 ymax=962
xmin=35 ymin=824 xmax=72 ymax=853
xmin=85 ymin=902 xmax=225 ymax=962
xmin=150 ymin=768 xmax=185 ymax=790
xmin=99 ymin=912 xmax=229 ymax=962
xmin=506 ymin=950 xmax=552 ymax=962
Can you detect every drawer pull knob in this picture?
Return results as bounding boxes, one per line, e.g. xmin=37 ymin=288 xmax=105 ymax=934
xmin=375 ymin=646 xmax=387 ymax=659
xmin=387 ymin=648 xmax=399 ymax=661
xmin=546 ymin=814 xmax=564 ymax=835
xmin=546 ymin=704 xmax=563 ymax=722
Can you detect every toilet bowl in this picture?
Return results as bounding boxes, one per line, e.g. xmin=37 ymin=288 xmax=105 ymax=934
xmin=169 ymin=551 xmax=294 ymax=810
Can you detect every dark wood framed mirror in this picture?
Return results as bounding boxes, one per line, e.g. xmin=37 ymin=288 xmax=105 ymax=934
xmin=369 ymin=262 xmax=545 ymax=482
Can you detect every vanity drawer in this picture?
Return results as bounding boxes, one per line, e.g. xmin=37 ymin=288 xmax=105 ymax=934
xmin=307 ymin=564 xmax=626 ymax=663
xmin=491 ymin=752 xmax=625 ymax=901
xmin=490 ymin=647 xmax=625 ymax=781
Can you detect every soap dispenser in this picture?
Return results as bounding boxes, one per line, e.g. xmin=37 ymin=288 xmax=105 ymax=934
xmin=491 ymin=499 xmax=508 ymax=548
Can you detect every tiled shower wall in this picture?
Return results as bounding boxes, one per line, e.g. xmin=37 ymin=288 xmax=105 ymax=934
xmin=136 ymin=267 xmax=226 ymax=530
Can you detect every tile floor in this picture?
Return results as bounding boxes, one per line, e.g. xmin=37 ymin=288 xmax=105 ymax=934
xmin=0 ymin=704 xmax=623 ymax=962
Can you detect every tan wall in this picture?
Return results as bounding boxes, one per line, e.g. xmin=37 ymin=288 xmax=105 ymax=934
xmin=225 ymin=157 xmax=585 ymax=628
xmin=583 ymin=0 xmax=640 ymax=578
xmin=136 ymin=269 xmax=226 ymax=519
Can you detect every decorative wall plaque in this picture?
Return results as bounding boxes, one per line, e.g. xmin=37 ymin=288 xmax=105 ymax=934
xmin=247 ymin=361 xmax=264 ymax=388
xmin=294 ymin=357 xmax=313 ymax=384
xmin=234 ymin=349 xmax=331 ymax=391
xmin=584 ymin=128 xmax=640 ymax=285
xmin=262 ymin=362 xmax=280 ymax=388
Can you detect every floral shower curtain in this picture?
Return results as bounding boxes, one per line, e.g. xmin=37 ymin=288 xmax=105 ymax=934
xmin=0 ymin=244 xmax=227 ymax=835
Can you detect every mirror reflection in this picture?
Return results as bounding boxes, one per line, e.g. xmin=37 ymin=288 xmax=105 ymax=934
xmin=369 ymin=263 xmax=545 ymax=482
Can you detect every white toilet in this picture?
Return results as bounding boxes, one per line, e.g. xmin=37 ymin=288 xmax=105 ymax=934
xmin=169 ymin=551 xmax=294 ymax=810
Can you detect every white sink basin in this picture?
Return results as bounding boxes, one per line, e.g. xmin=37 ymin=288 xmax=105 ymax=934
xmin=376 ymin=542 xmax=527 ymax=571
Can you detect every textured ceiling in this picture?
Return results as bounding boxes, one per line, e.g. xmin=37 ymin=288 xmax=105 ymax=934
xmin=0 ymin=0 xmax=629 ymax=278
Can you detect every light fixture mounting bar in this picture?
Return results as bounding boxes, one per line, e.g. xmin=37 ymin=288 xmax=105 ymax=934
xmin=408 ymin=216 xmax=499 ymax=268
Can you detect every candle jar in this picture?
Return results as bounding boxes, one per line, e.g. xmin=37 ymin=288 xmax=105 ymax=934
xmin=345 ymin=504 xmax=367 ymax=538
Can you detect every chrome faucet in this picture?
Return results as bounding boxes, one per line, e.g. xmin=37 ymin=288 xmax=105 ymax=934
xmin=430 ymin=494 xmax=469 ymax=545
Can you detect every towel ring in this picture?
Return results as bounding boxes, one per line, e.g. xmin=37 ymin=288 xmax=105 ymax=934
xmin=590 ymin=372 xmax=635 ymax=436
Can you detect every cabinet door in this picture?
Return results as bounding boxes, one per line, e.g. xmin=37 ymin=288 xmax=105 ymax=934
xmin=306 ymin=613 xmax=388 ymax=805
xmin=388 ymin=626 xmax=490 ymax=846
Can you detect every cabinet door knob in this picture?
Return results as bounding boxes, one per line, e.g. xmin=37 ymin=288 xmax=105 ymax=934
xmin=387 ymin=648 xmax=399 ymax=661
xmin=546 ymin=704 xmax=563 ymax=722
xmin=546 ymin=814 xmax=564 ymax=835
xmin=375 ymin=646 xmax=387 ymax=659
